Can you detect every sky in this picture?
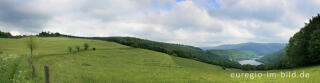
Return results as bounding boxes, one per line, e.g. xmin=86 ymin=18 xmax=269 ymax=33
xmin=0 ymin=0 xmax=320 ymax=46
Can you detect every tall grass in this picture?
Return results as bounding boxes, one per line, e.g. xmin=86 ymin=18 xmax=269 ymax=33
xmin=0 ymin=54 xmax=21 ymax=83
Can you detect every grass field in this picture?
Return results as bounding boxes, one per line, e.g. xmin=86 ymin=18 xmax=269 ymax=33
xmin=0 ymin=37 xmax=319 ymax=83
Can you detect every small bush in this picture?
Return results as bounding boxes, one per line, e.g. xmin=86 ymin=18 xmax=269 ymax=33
xmin=221 ymin=66 xmax=226 ymax=70
xmin=68 ymin=47 xmax=72 ymax=53
xmin=76 ymin=46 xmax=80 ymax=52
xmin=84 ymin=43 xmax=89 ymax=50
xmin=82 ymin=63 xmax=91 ymax=66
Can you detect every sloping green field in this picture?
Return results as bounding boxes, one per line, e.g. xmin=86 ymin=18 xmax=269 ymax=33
xmin=0 ymin=37 xmax=319 ymax=83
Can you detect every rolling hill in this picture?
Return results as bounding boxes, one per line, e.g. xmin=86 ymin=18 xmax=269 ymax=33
xmin=0 ymin=37 xmax=319 ymax=83
xmin=201 ymin=43 xmax=286 ymax=56
xmin=257 ymin=49 xmax=286 ymax=64
xmin=206 ymin=49 xmax=258 ymax=61
xmin=90 ymin=37 xmax=242 ymax=68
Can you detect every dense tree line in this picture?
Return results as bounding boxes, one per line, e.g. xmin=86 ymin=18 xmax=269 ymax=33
xmin=0 ymin=30 xmax=27 ymax=38
xmin=0 ymin=30 xmax=12 ymax=38
xmin=37 ymin=31 xmax=76 ymax=37
xmin=0 ymin=31 xmax=78 ymax=38
xmin=38 ymin=31 xmax=61 ymax=37
xmin=274 ymin=14 xmax=320 ymax=68
xmin=1 ymin=31 xmax=70 ymax=38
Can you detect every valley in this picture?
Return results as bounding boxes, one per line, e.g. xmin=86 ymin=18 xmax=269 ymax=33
xmin=203 ymin=43 xmax=286 ymax=65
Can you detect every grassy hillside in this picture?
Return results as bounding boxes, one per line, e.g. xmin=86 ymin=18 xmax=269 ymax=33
xmin=90 ymin=37 xmax=241 ymax=68
xmin=257 ymin=49 xmax=286 ymax=64
xmin=207 ymin=49 xmax=258 ymax=61
xmin=0 ymin=37 xmax=319 ymax=83
xmin=203 ymin=43 xmax=286 ymax=56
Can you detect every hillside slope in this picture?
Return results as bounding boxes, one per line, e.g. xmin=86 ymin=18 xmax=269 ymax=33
xmin=257 ymin=49 xmax=286 ymax=64
xmin=90 ymin=37 xmax=241 ymax=68
xmin=0 ymin=37 xmax=318 ymax=83
xmin=206 ymin=49 xmax=258 ymax=61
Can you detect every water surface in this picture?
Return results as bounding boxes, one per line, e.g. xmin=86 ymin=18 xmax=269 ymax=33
xmin=238 ymin=59 xmax=262 ymax=65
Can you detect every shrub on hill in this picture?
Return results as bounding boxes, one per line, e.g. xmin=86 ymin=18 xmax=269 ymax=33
xmin=68 ymin=47 xmax=73 ymax=53
xmin=84 ymin=43 xmax=89 ymax=50
xmin=76 ymin=46 xmax=80 ymax=52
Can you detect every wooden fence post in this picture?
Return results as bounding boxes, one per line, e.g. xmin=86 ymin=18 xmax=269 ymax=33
xmin=28 ymin=57 xmax=36 ymax=77
xmin=44 ymin=65 xmax=49 ymax=83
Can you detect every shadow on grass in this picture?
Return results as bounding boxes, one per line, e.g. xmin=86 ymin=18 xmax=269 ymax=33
xmin=96 ymin=47 xmax=136 ymax=50
xmin=32 ymin=47 xmax=136 ymax=61
xmin=32 ymin=53 xmax=70 ymax=62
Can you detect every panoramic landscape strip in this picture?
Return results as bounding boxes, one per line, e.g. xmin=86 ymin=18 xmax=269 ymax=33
xmin=1 ymin=0 xmax=320 ymax=82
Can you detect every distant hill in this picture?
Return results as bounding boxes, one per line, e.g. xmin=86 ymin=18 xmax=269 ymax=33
xmin=201 ymin=42 xmax=286 ymax=56
xmin=206 ymin=49 xmax=259 ymax=61
xmin=256 ymin=49 xmax=286 ymax=64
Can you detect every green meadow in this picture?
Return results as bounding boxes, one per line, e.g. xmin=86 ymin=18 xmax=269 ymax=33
xmin=0 ymin=37 xmax=319 ymax=83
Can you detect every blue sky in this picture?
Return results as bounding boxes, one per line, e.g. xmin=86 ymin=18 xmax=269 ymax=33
xmin=0 ymin=0 xmax=320 ymax=46
xmin=176 ymin=0 xmax=220 ymax=9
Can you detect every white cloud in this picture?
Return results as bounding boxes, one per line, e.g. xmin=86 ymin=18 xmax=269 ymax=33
xmin=1 ymin=0 xmax=319 ymax=46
